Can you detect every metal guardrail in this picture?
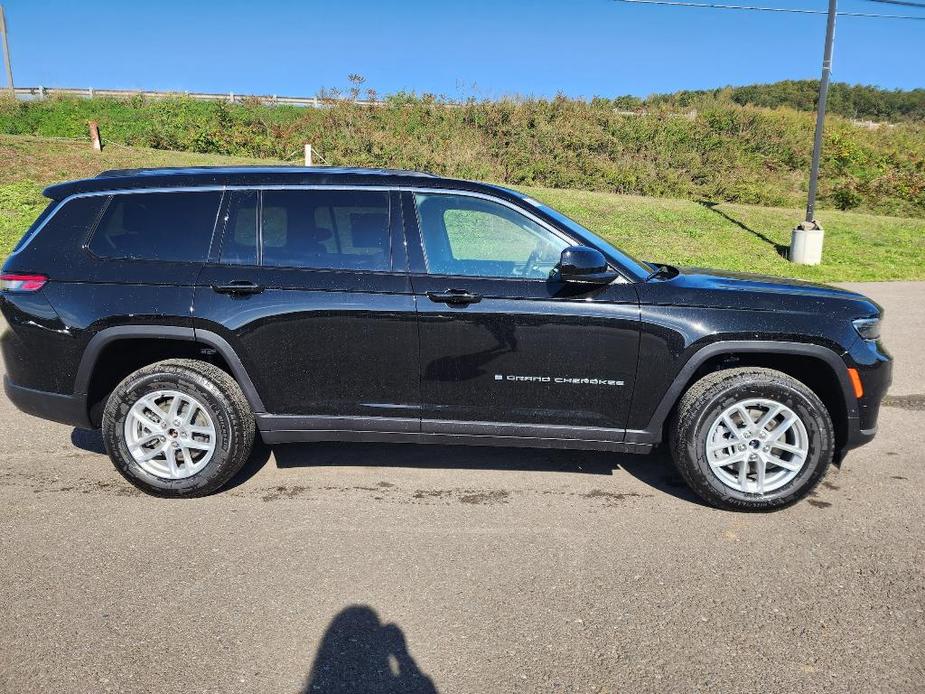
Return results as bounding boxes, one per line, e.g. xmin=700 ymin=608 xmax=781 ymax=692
xmin=10 ymin=86 xmax=389 ymax=108
xmin=9 ymin=86 xmax=654 ymax=115
xmin=8 ymin=87 xmax=674 ymax=118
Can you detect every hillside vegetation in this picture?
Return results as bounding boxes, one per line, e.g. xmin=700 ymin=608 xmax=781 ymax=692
xmin=2 ymin=91 xmax=923 ymax=218
xmin=640 ymin=80 xmax=925 ymax=123
xmin=2 ymin=135 xmax=922 ymax=282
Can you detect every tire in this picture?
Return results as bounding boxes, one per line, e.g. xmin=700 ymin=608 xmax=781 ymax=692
xmin=669 ymin=367 xmax=834 ymax=511
xmin=101 ymin=359 xmax=255 ymax=497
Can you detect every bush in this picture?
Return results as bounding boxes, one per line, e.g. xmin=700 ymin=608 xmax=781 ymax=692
xmin=832 ymin=184 xmax=862 ymax=211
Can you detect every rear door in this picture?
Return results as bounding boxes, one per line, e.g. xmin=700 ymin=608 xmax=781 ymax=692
xmin=403 ymin=190 xmax=640 ymax=441
xmin=194 ymin=187 xmax=420 ymax=427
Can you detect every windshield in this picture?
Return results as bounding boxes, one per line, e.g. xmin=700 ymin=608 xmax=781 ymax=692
xmin=513 ymin=194 xmax=653 ymax=280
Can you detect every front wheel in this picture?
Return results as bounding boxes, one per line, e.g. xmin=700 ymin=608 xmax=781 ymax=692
xmin=670 ymin=367 xmax=834 ymax=511
xmin=102 ymin=359 xmax=255 ymax=497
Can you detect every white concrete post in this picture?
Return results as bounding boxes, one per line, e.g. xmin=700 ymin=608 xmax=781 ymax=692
xmin=790 ymin=222 xmax=825 ymax=265
xmin=304 ymin=144 xmax=313 ymax=167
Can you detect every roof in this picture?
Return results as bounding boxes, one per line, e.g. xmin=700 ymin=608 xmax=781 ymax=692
xmin=41 ymin=165 xmax=508 ymax=201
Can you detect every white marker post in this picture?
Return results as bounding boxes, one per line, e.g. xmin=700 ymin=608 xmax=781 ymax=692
xmin=89 ymin=121 xmax=102 ymax=152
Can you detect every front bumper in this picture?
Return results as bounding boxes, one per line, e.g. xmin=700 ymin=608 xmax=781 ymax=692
xmin=3 ymin=377 xmax=92 ymax=429
xmin=841 ymin=336 xmax=892 ymax=453
xmin=844 ymin=418 xmax=878 ymax=451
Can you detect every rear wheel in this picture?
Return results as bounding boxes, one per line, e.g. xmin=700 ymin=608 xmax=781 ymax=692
xmin=102 ymin=359 xmax=255 ymax=497
xmin=670 ymin=367 xmax=834 ymax=511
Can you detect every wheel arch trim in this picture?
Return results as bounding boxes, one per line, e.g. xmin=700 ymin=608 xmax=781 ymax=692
xmin=626 ymin=340 xmax=857 ymax=445
xmin=74 ymin=325 xmax=266 ymax=414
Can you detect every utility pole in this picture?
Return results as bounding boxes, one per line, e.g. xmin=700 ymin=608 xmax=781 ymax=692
xmin=0 ymin=5 xmax=13 ymax=96
xmin=790 ymin=0 xmax=837 ymax=265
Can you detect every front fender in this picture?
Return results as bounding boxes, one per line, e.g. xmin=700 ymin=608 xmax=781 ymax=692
xmin=625 ymin=339 xmax=857 ymax=445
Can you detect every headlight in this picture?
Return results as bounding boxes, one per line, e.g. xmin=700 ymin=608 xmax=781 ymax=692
xmin=853 ymin=317 xmax=881 ymax=341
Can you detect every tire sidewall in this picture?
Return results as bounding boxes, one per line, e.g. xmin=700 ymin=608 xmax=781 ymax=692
xmin=103 ymin=368 xmax=237 ymax=497
xmin=685 ymin=380 xmax=832 ymax=509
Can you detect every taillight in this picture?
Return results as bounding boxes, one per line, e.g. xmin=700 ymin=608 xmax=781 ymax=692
xmin=0 ymin=273 xmax=48 ymax=292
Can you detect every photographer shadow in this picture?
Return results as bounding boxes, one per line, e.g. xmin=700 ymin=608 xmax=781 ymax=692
xmin=303 ymin=605 xmax=437 ymax=694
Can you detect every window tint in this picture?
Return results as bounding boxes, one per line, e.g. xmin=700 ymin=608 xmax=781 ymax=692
xmin=261 ymin=189 xmax=390 ymax=271
xmin=414 ymin=193 xmax=568 ymax=279
xmin=12 ymin=197 xmax=105 ymax=255
xmin=219 ymin=191 xmax=258 ymax=265
xmin=11 ymin=201 xmax=58 ymax=254
xmin=89 ymin=191 xmax=222 ymax=263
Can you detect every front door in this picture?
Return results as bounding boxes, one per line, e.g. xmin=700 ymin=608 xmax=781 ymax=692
xmin=194 ymin=188 xmax=419 ymax=428
xmin=403 ymin=190 xmax=640 ymax=441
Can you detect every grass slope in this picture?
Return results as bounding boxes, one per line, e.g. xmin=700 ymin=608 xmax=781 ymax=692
xmin=0 ymin=135 xmax=282 ymax=257
xmin=1 ymin=135 xmax=922 ymax=282
xmin=522 ymin=186 xmax=925 ymax=282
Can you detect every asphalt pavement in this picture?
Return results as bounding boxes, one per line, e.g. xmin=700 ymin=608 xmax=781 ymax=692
xmin=0 ymin=282 xmax=922 ymax=693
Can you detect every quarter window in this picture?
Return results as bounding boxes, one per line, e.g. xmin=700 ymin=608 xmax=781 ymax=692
xmin=414 ymin=193 xmax=568 ymax=279
xmin=89 ymin=191 xmax=222 ymax=263
xmin=260 ymin=190 xmax=390 ymax=271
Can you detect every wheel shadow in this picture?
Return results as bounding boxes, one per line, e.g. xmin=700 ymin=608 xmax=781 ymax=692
xmin=69 ymin=429 xmax=707 ymax=506
xmin=69 ymin=427 xmax=273 ymax=491
xmin=71 ymin=428 xmax=107 ymax=454
xmin=270 ymin=440 xmax=706 ymax=507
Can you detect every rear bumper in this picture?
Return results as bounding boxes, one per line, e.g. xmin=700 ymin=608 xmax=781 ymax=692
xmin=3 ymin=377 xmax=92 ymax=429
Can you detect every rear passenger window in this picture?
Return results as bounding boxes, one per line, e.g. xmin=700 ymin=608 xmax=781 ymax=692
xmin=89 ymin=191 xmax=222 ymax=263
xmin=260 ymin=190 xmax=390 ymax=271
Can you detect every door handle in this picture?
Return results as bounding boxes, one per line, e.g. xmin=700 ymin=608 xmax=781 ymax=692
xmin=426 ymin=289 xmax=482 ymax=305
xmin=211 ymin=280 xmax=264 ymax=295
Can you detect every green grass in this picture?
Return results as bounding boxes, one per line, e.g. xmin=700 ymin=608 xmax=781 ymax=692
xmin=0 ymin=134 xmax=282 ymax=255
xmin=2 ymin=134 xmax=922 ymax=282
xmin=519 ymin=186 xmax=925 ymax=282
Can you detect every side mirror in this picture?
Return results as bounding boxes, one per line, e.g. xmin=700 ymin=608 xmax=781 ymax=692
xmin=557 ymin=246 xmax=619 ymax=285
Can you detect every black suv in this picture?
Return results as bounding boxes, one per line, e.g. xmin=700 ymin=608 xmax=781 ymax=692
xmin=1 ymin=167 xmax=891 ymax=509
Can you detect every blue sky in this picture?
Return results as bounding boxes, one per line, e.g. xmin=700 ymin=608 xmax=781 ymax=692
xmin=4 ymin=0 xmax=923 ymax=99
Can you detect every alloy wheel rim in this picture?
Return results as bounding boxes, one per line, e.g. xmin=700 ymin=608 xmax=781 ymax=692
xmin=705 ymin=398 xmax=809 ymax=495
xmin=123 ymin=390 xmax=217 ymax=480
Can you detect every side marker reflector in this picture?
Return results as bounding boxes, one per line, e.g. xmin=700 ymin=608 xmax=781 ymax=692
xmin=847 ymin=368 xmax=864 ymax=399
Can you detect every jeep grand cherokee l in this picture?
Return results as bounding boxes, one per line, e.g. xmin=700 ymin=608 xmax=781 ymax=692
xmin=1 ymin=167 xmax=891 ymax=510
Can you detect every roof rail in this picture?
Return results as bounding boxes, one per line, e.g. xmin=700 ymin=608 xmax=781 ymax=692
xmin=95 ymin=165 xmax=438 ymax=179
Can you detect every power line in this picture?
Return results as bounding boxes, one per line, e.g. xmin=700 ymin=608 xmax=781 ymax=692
xmin=611 ymin=0 xmax=925 ymax=19
xmin=862 ymin=0 xmax=925 ymax=8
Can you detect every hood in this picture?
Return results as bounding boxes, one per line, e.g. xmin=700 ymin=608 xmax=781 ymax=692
xmin=646 ymin=264 xmax=881 ymax=318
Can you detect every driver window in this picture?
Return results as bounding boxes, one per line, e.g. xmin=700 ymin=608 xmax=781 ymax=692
xmin=414 ymin=193 xmax=568 ymax=279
